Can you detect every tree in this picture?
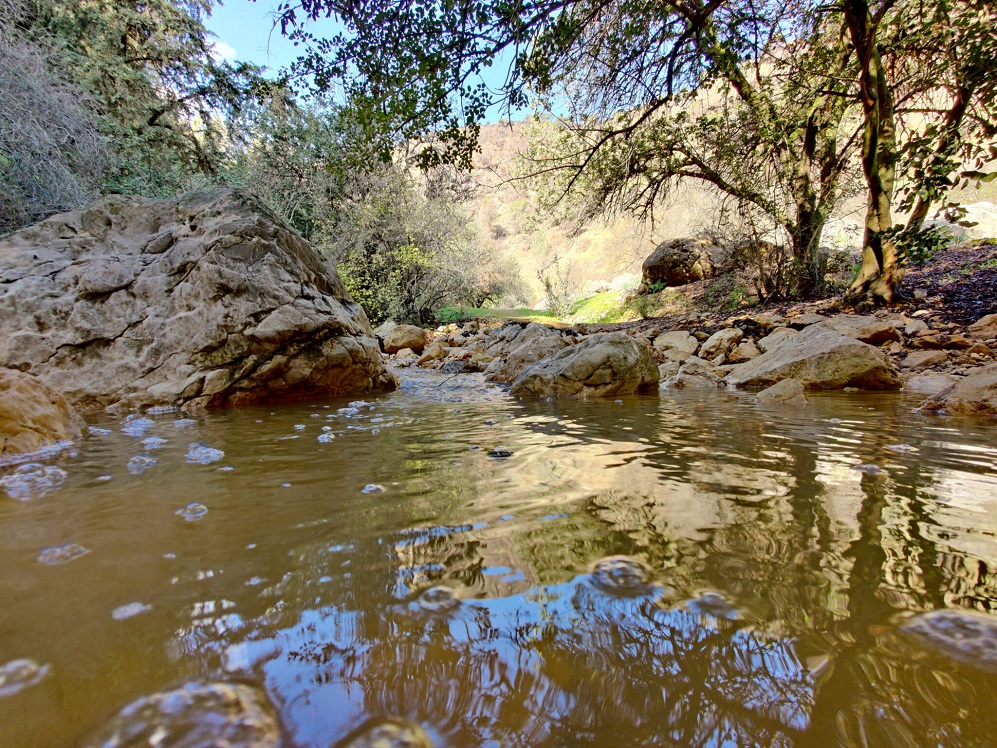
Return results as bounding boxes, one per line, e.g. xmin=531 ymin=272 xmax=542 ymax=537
xmin=277 ymin=0 xmax=996 ymax=305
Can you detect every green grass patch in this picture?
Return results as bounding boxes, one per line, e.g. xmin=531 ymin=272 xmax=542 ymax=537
xmin=436 ymin=306 xmax=554 ymax=325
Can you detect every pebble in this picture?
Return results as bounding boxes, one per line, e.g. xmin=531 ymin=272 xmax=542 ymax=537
xmin=36 ymin=543 xmax=90 ymax=565
xmin=0 ymin=659 xmax=50 ymax=698
xmin=112 ymin=602 xmax=152 ymax=620
xmin=488 ymin=446 xmax=513 ymax=458
xmin=0 ymin=463 xmax=68 ymax=500
xmin=361 ymin=484 xmax=385 ymax=494
xmin=176 ymin=503 xmax=208 ymax=522
xmin=127 ymin=455 xmax=157 ymax=475
xmin=186 ymin=443 xmax=224 ymax=465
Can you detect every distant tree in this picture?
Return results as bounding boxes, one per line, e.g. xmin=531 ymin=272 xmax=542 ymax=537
xmin=277 ymin=0 xmax=997 ymax=305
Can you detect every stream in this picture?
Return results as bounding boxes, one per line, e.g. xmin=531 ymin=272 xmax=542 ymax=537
xmin=2 ymin=371 xmax=997 ymax=746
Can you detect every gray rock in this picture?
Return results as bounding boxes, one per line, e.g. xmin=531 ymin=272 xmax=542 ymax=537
xmin=918 ymin=363 xmax=997 ymax=415
xmin=698 ymin=328 xmax=744 ymax=360
xmin=757 ymin=328 xmax=797 ymax=353
xmin=725 ymin=325 xmax=901 ymax=390
xmin=652 ymin=331 xmax=700 ymax=362
xmin=756 ymin=378 xmax=806 ymax=405
xmin=640 ymin=237 xmax=717 ymax=289
xmin=382 ymin=325 xmax=430 ymax=354
xmin=0 ymin=190 xmax=396 ymax=410
xmin=512 ymin=332 xmax=659 ymax=398
xmin=816 ymin=315 xmax=901 ymax=345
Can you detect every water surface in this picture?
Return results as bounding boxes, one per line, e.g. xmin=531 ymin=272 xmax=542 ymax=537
xmin=2 ymin=372 xmax=997 ymax=746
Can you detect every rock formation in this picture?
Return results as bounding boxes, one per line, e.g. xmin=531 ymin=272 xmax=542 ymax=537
xmin=0 ymin=369 xmax=83 ymax=459
xmin=0 ymin=190 xmax=397 ymax=410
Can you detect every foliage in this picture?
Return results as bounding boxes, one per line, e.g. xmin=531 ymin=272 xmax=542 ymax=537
xmin=0 ymin=4 xmax=104 ymax=234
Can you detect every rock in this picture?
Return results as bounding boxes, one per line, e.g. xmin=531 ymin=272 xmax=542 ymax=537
xmin=727 ymin=339 xmax=761 ymax=364
xmin=373 ymin=319 xmax=397 ymax=344
xmin=757 ymin=328 xmax=797 ymax=354
xmin=416 ymin=342 xmax=445 ymax=367
xmin=910 ymin=333 xmax=974 ymax=350
xmin=652 ymin=331 xmax=700 ymax=362
xmin=338 ymin=720 xmax=434 ymax=748
xmin=725 ymin=325 xmax=901 ymax=390
xmin=1 ymin=369 xmax=84 ymax=460
xmin=83 ymin=682 xmax=281 ymax=747
xmin=383 ymin=325 xmax=431 ymax=354
xmin=904 ymin=372 xmax=960 ymax=395
xmin=657 ymin=361 xmax=681 ymax=381
xmin=918 ymin=363 xmax=997 ymax=415
xmin=640 ymin=237 xmax=717 ymax=289
xmin=698 ymin=328 xmax=744 ymax=360
xmin=901 ymin=608 xmax=997 ymax=672
xmin=0 ymin=190 xmax=396 ymax=410
xmin=664 ymin=357 xmax=724 ymax=389
xmin=485 ymin=333 xmax=571 ymax=383
xmin=817 ymin=315 xmax=901 ymax=345
xmin=969 ymin=342 xmax=994 ymax=357
xmin=886 ymin=341 xmax=903 ymax=355
xmin=905 ymin=319 xmax=931 ymax=337
xmin=786 ymin=313 xmax=827 ymax=329
xmin=756 ymin=378 xmax=807 ymax=405
xmin=901 ymin=350 xmax=949 ymax=370
xmin=511 ymin=332 xmax=659 ymax=398
xmin=968 ymin=314 xmax=997 ymax=340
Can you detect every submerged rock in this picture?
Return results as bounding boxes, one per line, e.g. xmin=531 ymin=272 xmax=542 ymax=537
xmin=82 ymin=682 xmax=281 ymax=748
xmin=725 ymin=325 xmax=901 ymax=390
xmin=415 ymin=586 xmax=461 ymax=614
xmin=511 ymin=333 xmax=659 ymax=398
xmin=0 ymin=368 xmax=83 ymax=461
xmin=337 ymin=719 xmax=434 ymax=748
xmin=0 ymin=189 xmax=396 ymax=410
xmin=590 ymin=556 xmax=654 ymax=596
xmin=901 ymin=608 xmax=997 ymax=671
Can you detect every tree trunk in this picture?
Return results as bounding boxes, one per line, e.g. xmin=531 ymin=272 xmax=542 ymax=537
xmin=791 ymin=208 xmax=829 ymax=299
xmin=844 ymin=3 xmax=903 ymax=306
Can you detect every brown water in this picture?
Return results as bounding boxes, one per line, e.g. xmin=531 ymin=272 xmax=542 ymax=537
xmin=3 ymin=371 xmax=997 ymax=747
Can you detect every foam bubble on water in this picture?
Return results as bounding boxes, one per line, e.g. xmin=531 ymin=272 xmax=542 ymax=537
xmin=370 ymin=428 xmax=380 ymax=435
xmin=415 ymin=586 xmax=460 ymax=615
xmin=337 ymin=407 xmax=359 ymax=417
xmin=886 ymin=443 xmax=918 ymax=454
xmin=127 ymin=455 xmax=157 ymax=475
xmin=36 ymin=543 xmax=90 ymax=565
xmin=140 ymin=436 xmax=167 ymax=450
xmin=173 ymin=418 xmax=197 ymax=429
xmin=145 ymin=405 xmax=178 ymax=415
xmin=361 ymin=484 xmax=385 ymax=494
xmin=176 ymin=502 xmax=208 ymax=522
xmin=121 ymin=416 xmax=154 ymax=437
xmin=317 ymin=433 xmax=335 ymax=443
xmin=0 ymin=659 xmax=50 ymax=698
xmin=186 ymin=443 xmax=224 ymax=465
xmin=349 ymin=400 xmax=372 ymax=409
xmin=112 ymin=602 xmax=152 ymax=620
xmin=853 ymin=463 xmax=882 ymax=475
xmin=321 ymin=426 xmax=333 ymax=432
xmin=293 ymin=424 xmax=306 ymax=431
xmin=1 ymin=463 xmax=68 ymax=500
xmin=218 ymin=465 xmax=234 ymax=472
xmin=88 ymin=426 xmax=112 ymax=436
xmin=96 ymin=475 xmax=113 ymax=482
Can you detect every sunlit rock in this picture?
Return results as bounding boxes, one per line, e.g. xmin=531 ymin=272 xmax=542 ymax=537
xmin=82 ymin=682 xmax=281 ymax=748
xmin=756 ymin=379 xmax=806 ymax=405
xmin=918 ymin=363 xmax=997 ymax=416
xmin=383 ymin=325 xmax=431 ymax=354
xmin=0 ymin=190 xmax=396 ymax=410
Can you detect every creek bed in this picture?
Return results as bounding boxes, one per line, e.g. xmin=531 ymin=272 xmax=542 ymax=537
xmin=3 ymin=371 xmax=997 ymax=746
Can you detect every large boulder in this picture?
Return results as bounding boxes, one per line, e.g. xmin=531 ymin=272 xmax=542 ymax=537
xmin=640 ymin=237 xmax=717 ymax=289
xmin=485 ymin=324 xmax=571 ymax=383
xmin=918 ymin=363 xmax=997 ymax=415
xmin=383 ymin=324 xmax=430 ymax=354
xmin=1 ymin=369 xmax=84 ymax=459
xmin=0 ymin=190 xmax=397 ymax=410
xmin=652 ymin=331 xmax=700 ymax=362
xmin=725 ymin=325 xmax=901 ymax=390
xmin=698 ymin=328 xmax=744 ymax=360
xmin=511 ymin=333 xmax=660 ymax=398
xmin=816 ymin=315 xmax=901 ymax=345
xmin=968 ymin=314 xmax=997 ymax=341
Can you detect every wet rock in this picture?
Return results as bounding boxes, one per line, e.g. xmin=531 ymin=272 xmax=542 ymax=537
xmin=657 ymin=361 xmax=680 ymax=381
xmin=36 ymin=543 xmax=90 ymax=565
xmin=82 ymin=682 xmax=281 ymax=748
xmin=1 ymin=463 xmax=68 ymax=500
xmin=0 ymin=659 xmax=50 ymax=697
xmin=664 ymin=357 xmax=724 ymax=389
xmin=652 ymin=331 xmax=700 ymax=362
xmin=176 ymin=502 xmax=208 ymax=521
xmin=901 ymin=350 xmax=948 ymax=371
xmin=337 ymin=719 xmax=434 ymax=748
xmin=383 ymin=325 xmax=430 ymax=354
xmin=901 ymin=608 xmax=997 ymax=671
xmin=725 ymin=325 xmax=901 ymax=390
xmin=0 ymin=190 xmax=396 ymax=410
xmin=698 ymin=328 xmax=743 ymax=360
xmin=816 ymin=315 xmax=901 ymax=345
xmin=918 ymin=363 xmax=997 ymax=416
xmin=0 ymin=369 xmax=83 ymax=461
xmin=186 ymin=443 xmax=224 ymax=465
xmin=639 ymin=237 xmax=717 ymax=289
xmin=511 ymin=333 xmax=660 ymax=398
xmin=415 ymin=586 xmax=461 ymax=614
xmin=487 ymin=446 xmax=513 ymax=458
xmin=590 ymin=556 xmax=654 ymax=595
xmin=756 ymin=378 xmax=806 ymax=405
xmin=416 ymin=342 xmax=445 ymax=367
